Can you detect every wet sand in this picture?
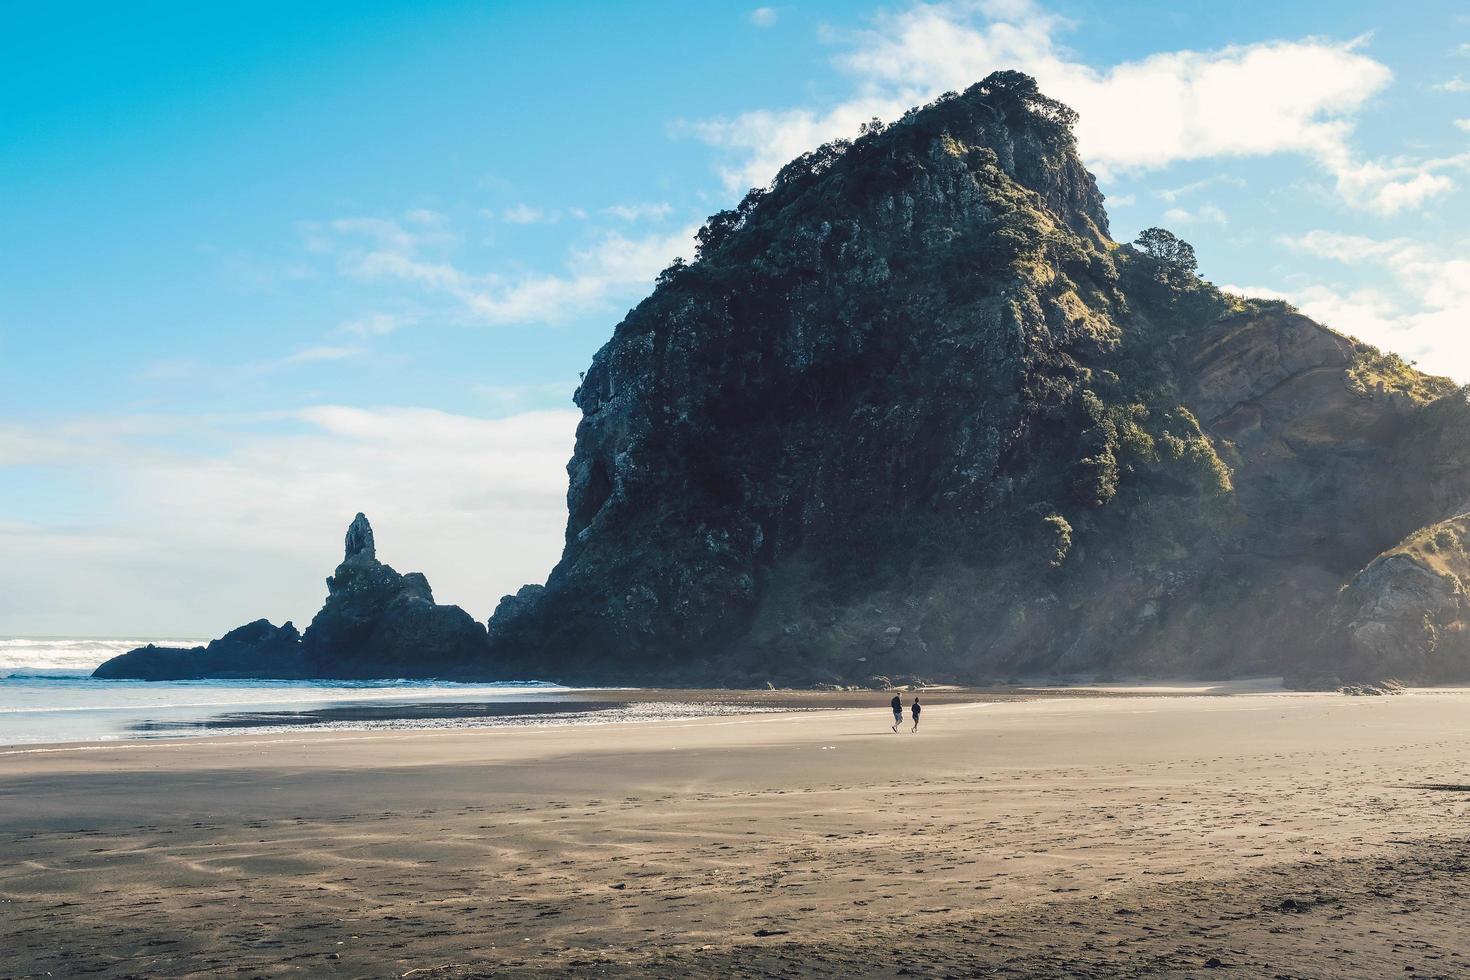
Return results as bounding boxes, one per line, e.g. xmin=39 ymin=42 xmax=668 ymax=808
xmin=3 ymin=689 xmax=1470 ymax=977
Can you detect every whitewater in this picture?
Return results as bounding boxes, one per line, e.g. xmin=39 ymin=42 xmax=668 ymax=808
xmin=0 ymin=639 xmax=790 ymax=747
xmin=0 ymin=638 xmax=573 ymax=745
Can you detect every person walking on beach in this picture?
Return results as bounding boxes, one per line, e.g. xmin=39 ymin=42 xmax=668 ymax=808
xmin=891 ymin=693 xmax=903 ymax=732
xmin=910 ymin=696 xmax=922 ymax=733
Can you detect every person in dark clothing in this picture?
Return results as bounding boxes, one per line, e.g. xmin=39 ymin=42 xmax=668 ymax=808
xmin=910 ymin=697 xmax=922 ymax=733
xmin=890 ymin=694 xmax=903 ymax=732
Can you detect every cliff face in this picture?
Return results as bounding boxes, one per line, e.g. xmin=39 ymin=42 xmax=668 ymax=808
xmin=486 ymin=72 xmax=1470 ymax=687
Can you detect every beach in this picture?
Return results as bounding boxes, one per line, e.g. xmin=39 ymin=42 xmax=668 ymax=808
xmin=4 ymin=689 xmax=1470 ymax=977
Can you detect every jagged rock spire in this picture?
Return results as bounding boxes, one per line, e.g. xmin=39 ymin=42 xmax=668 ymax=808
xmin=344 ymin=512 xmax=375 ymax=563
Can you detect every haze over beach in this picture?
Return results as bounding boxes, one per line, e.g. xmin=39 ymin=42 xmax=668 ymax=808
xmin=5 ymin=1 xmax=1470 ymax=976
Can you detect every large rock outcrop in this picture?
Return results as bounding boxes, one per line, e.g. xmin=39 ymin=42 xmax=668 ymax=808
xmin=94 ymin=515 xmax=489 ymax=680
xmin=484 ymin=71 xmax=1470 ymax=687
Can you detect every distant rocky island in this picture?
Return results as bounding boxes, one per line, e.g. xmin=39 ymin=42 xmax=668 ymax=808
xmin=97 ymin=71 xmax=1470 ymax=689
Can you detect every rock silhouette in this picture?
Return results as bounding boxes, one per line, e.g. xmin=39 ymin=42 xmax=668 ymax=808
xmin=94 ymin=515 xmax=488 ymax=680
xmin=92 ymin=619 xmax=304 ymax=681
xmin=301 ymin=514 xmax=488 ymax=678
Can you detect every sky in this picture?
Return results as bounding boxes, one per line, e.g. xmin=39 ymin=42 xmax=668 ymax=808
xmin=3 ymin=0 xmax=1469 ymax=637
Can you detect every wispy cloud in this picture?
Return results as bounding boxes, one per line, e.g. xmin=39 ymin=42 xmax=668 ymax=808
xmin=1433 ymin=75 xmax=1470 ymax=93
xmin=316 ymin=211 xmax=698 ymax=327
xmin=457 ymin=225 xmax=699 ymax=324
xmin=489 ymin=204 xmax=590 ymax=225
xmin=1324 ymin=151 xmax=1470 ymax=213
xmin=338 ymin=312 xmax=417 ymax=337
xmin=0 ymin=406 xmax=579 ymax=633
xmin=1157 ymin=175 xmax=1246 ymax=203
xmin=279 ymin=345 xmax=365 ymax=365
xmin=502 ymin=204 xmax=547 ymax=224
xmin=603 ymin=201 xmax=674 ymax=222
xmin=1260 ymin=230 xmax=1470 ymax=378
xmin=689 ymin=1 xmax=1464 ymax=214
xmin=474 ymin=380 xmax=577 ymax=406
xmin=750 ymin=7 xmax=779 ymax=28
xmin=1162 ymin=202 xmax=1228 ymax=225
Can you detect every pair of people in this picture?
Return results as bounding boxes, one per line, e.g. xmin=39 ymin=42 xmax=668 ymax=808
xmin=890 ymin=693 xmax=921 ymax=732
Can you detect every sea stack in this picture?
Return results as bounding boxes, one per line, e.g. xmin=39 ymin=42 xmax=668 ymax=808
xmin=300 ymin=513 xmax=490 ymax=678
xmin=94 ymin=514 xmax=490 ymax=680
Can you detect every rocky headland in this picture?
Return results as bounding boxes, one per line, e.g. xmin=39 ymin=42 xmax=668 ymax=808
xmin=97 ymin=72 xmax=1470 ymax=688
xmin=485 ymin=72 xmax=1470 ymax=689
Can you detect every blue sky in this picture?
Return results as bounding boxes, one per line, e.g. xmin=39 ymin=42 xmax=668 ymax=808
xmin=3 ymin=0 xmax=1469 ymax=636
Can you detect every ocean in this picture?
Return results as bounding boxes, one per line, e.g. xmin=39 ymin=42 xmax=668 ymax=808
xmin=0 ymin=639 xmax=790 ymax=747
xmin=0 ymin=637 xmax=577 ymax=746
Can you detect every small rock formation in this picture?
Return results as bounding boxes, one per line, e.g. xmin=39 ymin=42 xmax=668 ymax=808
xmin=93 ymin=515 xmax=489 ymax=680
xmin=92 ymin=619 xmax=304 ymax=681
xmin=1306 ymin=515 xmax=1470 ymax=686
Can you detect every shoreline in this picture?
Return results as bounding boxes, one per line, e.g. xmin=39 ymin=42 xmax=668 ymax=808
xmin=6 ymin=691 xmax=1470 ymax=976
xmin=0 ymin=678 xmax=1313 ymax=750
xmin=5 ymin=690 xmax=1470 ymax=976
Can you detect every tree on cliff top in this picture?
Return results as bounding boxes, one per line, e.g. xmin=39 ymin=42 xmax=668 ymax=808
xmin=1134 ymin=227 xmax=1198 ymax=275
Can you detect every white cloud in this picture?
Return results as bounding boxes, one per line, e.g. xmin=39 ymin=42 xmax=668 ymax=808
xmin=750 ymin=6 xmax=779 ymax=27
xmin=603 ymin=201 xmax=674 ymax=222
xmin=0 ymin=407 xmax=579 ymax=635
xmin=1434 ymin=75 xmax=1470 ymax=93
xmin=1270 ymin=231 xmax=1470 ymax=378
xmin=475 ymin=380 xmax=577 ymax=406
xmin=490 ymin=205 xmax=591 ymax=224
xmin=1456 ymin=119 xmax=1470 ymax=133
xmin=1162 ymin=202 xmax=1227 ymax=225
xmin=137 ymin=344 xmax=371 ymax=382
xmin=1157 ymin=174 xmax=1245 ymax=202
xmin=690 ymin=1 xmax=1463 ymax=214
xmin=1218 ymin=283 xmax=1293 ymax=303
xmin=503 ymin=203 xmax=547 ymax=224
xmin=458 ymin=225 xmax=698 ymax=324
xmin=319 ymin=213 xmax=696 ymax=326
xmin=1323 ymin=150 xmax=1470 ymax=213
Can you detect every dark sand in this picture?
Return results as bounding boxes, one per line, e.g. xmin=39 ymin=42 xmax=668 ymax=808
xmin=3 ymin=688 xmax=1470 ymax=977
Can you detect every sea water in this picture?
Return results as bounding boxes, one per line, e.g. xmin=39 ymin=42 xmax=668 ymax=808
xmin=0 ymin=638 xmax=570 ymax=745
xmin=0 ymin=639 xmax=788 ymax=746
